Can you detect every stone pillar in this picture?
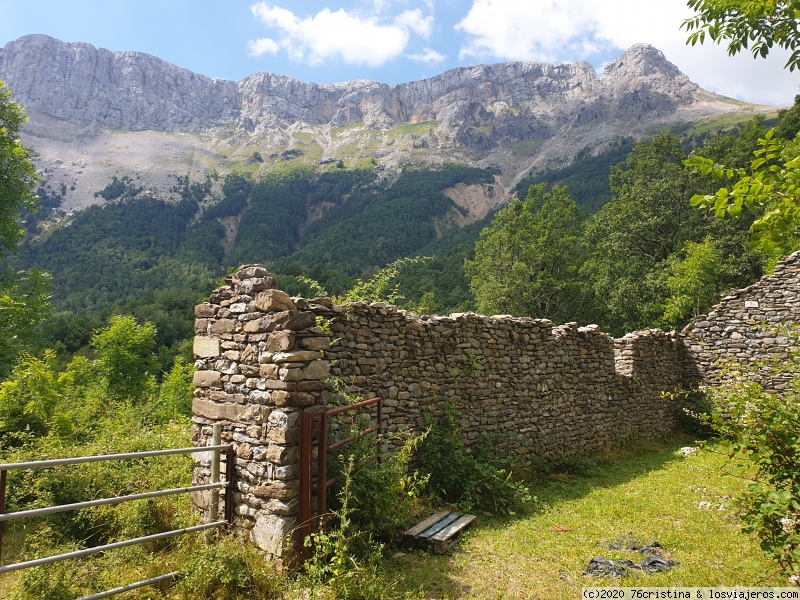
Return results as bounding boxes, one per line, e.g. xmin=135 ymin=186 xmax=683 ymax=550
xmin=191 ymin=265 xmax=332 ymax=561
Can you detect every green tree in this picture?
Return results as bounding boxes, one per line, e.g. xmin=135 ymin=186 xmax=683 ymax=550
xmin=686 ymin=131 xmax=800 ymax=256
xmin=662 ymin=238 xmax=725 ymax=327
xmin=92 ymin=315 xmax=158 ymax=402
xmin=583 ymin=133 xmax=706 ymax=333
xmin=0 ymin=80 xmax=38 ymax=256
xmin=0 ymin=350 xmax=60 ymax=440
xmin=466 ymin=184 xmax=587 ymax=322
xmin=683 ymin=0 xmax=800 ymax=71
xmin=0 ymin=79 xmax=48 ymax=377
xmin=684 ymin=1 xmax=800 ymax=255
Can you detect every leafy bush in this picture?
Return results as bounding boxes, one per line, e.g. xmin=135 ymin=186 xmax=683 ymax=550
xmin=302 ymin=455 xmax=402 ymax=600
xmin=328 ymin=426 xmax=428 ymax=541
xmin=174 ymin=535 xmax=284 ymax=599
xmin=416 ymin=406 xmax=532 ymax=515
xmin=698 ymin=334 xmax=800 ymax=583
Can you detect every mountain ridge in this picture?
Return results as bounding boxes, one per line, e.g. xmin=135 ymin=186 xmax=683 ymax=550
xmin=0 ymin=34 xmax=775 ymax=216
xmin=0 ymin=34 xmax=741 ymax=132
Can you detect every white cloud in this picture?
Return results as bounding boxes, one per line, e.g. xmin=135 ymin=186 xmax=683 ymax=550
xmin=247 ymin=37 xmax=279 ymax=57
xmin=405 ymin=47 xmax=445 ymax=64
xmin=249 ymin=2 xmax=433 ymax=67
xmin=395 ymin=9 xmax=433 ymax=39
xmin=454 ymin=0 xmax=799 ymax=105
xmin=455 ymin=0 xmax=613 ymax=63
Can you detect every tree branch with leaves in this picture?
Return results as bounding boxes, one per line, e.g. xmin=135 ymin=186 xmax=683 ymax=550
xmin=683 ymin=0 xmax=800 ymax=71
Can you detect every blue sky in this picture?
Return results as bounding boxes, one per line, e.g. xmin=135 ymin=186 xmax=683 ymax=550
xmin=0 ymin=0 xmax=797 ymax=106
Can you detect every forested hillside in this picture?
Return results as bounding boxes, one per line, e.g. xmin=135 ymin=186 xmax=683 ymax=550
xmin=9 ymin=96 xmax=800 ymax=366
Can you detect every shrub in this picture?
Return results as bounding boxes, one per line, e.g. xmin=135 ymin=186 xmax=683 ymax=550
xmin=698 ymin=332 xmax=800 ymax=584
xmin=416 ymin=406 xmax=532 ymax=515
xmin=328 ymin=426 xmax=428 ymax=541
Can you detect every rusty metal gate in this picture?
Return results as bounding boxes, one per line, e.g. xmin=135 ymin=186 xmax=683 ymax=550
xmin=298 ymin=397 xmax=382 ymax=556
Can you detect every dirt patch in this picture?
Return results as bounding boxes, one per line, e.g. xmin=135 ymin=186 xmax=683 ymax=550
xmin=443 ymin=181 xmax=505 ymax=225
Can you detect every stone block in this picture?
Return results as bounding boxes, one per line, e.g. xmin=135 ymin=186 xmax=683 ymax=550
xmin=210 ymin=319 xmax=237 ymax=334
xmin=194 ymin=319 xmax=210 ymax=335
xmin=240 ymin=346 xmax=257 ymax=363
xmin=192 ymin=398 xmax=271 ymax=423
xmin=251 ymin=514 xmax=295 ymax=556
xmin=302 ymin=360 xmax=330 ymax=380
xmin=264 ymin=445 xmax=299 ymax=464
xmin=260 ymin=364 xmax=279 ymax=379
xmin=279 ymin=367 xmax=305 ymax=381
xmin=193 ymin=370 xmax=221 ymax=388
xmin=267 ymin=331 xmax=296 ymax=352
xmin=271 ymin=391 xmax=316 ymax=407
xmin=270 ymin=311 xmax=316 ymax=331
xmin=254 ymin=289 xmax=296 ymax=313
xmin=191 ymin=489 xmax=210 ymax=510
xmin=267 ymin=427 xmax=300 ymax=444
xmin=253 ymin=479 xmax=300 ymax=500
xmin=244 ymin=317 xmax=270 ymax=333
xmin=195 ymin=303 xmax=216 ymax=318
xmin=236 ymin=265 xmax=271 ymax=280
xmin=194 ymin=336 xmax=220 ymax=358
xmin=273 ymin=350 xmax=323 ymax=363
xmin=299 ymin=336 xmax=331 ymax=351
xmin=264 ymin=497 xmax=300 ymax=516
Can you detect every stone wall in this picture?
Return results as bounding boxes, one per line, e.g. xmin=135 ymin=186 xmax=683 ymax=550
xmin=686 ymin=251 xmax=800 ymax=393
xmin=190 ymin=264 xmax=690 ymax=558
xmin=192 ymin=252 xmax=800 ymax=559
xmin=316 ymin=304 xmax=687 ymax=460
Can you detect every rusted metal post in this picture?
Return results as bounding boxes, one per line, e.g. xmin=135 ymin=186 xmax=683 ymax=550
xmin=299 ymin=411 xmax=312 ymax=559
xmin=0 ymin=469 xmax=6 ymax=564
xmin=209 ymin=424 xmax=221 ymax=522
xmin=317 ymin=413 xmax=329 ymax=523
xmin=224 ymin=445 xmax=235 ymax=525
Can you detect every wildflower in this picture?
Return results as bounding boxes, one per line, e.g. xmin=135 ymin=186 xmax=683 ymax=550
xmin=678 ymin=447 xmax=698 ymax=457
xmin=698 ymin=501 xmax=712 ymax=510
xmin=781 ymin=516 xmax=797 ymax=534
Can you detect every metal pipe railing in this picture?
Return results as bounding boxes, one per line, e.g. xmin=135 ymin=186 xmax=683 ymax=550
xmin=0 ymin=445 xmax=231 ymax=472
xmin=78 ymin=572 xmax=178 ymax=600
xmin=0 ymin=482 xmax=227 ymax=523
xmin=0 ymin=521 xmax=226 ymax=575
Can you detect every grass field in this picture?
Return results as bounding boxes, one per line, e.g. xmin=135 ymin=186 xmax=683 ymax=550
xmin=0 ymin=434 xmax=781 ymax=599
xmin=380 ymin=435 xmax=779 ymax=599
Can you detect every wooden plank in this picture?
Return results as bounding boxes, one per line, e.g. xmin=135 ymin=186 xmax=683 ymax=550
xmin=403 ymin=511 xmax=451 ymax=540
xmin=419 ymin=512 xmax=460 ymax=539
xmin=430 ymin=515 xmax=477 ymax=554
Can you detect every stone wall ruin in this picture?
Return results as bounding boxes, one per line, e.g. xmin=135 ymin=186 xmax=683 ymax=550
xmin=190 ymin=252 xmax=800 ymax=559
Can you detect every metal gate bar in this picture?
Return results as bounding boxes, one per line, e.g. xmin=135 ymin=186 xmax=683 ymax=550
xmin=78 ymin=572 xmax=178 ymax=600
xmin=298 ymin=397 xmax=383 ymax=557
xmin=0 ymin=521 xmax=226 ymax=574
xmin=0 ymin=423 xmax=236 ymax=598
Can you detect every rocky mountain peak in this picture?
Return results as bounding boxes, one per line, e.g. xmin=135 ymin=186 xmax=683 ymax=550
xmin=0 ymin=34 xmax=763 ymax=215
xmin=603 ymin=43 xmax=684 ymax=81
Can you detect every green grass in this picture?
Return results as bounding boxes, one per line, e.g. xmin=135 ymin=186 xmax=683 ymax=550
xmin=683 ymin=111 xmax=779 ymax=137
xmin=389 ymin=121 xmax=436 ymax=135
xmin=381 ymin=435 xmax=778 ymax=598
xmin=509 ymin=140 xmax=543 ymax=156
xmin=0 ymin=435 xmax=777 ymax=598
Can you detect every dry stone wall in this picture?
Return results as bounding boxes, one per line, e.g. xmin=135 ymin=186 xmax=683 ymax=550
xmin=192 ymin=253 xmax=800 ymax=559
xmin=686 ymin=251 xmax=800 ymax=392
xmin=316 ymin=305 xmax=687 ymax=459
xmin=191 ymin=264 xmax=690 ymax=558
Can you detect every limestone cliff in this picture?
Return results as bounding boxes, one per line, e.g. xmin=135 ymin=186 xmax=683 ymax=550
xmin=0 ymin=34 xmax=727 ymax=137
xmin=0 ymin=34 xmax=770 ymax=213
